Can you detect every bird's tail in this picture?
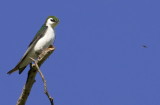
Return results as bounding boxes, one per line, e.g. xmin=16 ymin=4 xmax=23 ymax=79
xmin=7 ymin=66 xmax=27 ymax=74
xmin=7 ymin=67 xmax=18 ymax=74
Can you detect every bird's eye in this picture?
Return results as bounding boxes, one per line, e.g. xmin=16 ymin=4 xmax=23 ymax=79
xmin=50 ymin=19 xmax=56 ymax=22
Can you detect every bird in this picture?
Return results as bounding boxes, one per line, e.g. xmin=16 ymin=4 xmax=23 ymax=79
xmin=142 ymin=45 xmax=148 ymax=48
xmin=7 ymin=16 xmax=59 ymax=74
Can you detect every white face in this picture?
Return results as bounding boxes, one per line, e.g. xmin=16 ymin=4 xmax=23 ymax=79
xmin=46 ymin=18 xmax=57 ymax=27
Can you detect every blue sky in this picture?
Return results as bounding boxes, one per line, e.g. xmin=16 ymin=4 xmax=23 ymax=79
xmin=1 ymin=0 xmax=160 ymax=105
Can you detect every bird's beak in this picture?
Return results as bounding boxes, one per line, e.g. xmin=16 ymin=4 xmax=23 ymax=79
xmin=56 ymin=19 xmax=60 ymax=23
xmin=56 ymin=20 xmax=59 ymax=24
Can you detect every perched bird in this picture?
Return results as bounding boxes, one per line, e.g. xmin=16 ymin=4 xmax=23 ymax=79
xmin=7 ymin=16 xmax=59 ymax=74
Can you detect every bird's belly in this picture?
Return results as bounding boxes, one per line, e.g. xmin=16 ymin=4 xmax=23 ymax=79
xmin=34 ymin=38 xmax=52 ymax=52
xmin=34 ymin=31 xmax=54 ymax=54
xmin=18 ymin=27 xmax=55 ymax=69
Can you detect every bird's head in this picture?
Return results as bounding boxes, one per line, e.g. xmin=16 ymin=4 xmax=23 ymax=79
xmin=45 ymin=16 xmax=59 ymax=28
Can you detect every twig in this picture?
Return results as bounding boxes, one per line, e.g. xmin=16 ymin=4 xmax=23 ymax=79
xmin=16 ymin=46 xmax=55 ymax=105
xmin=30 ymin=57 xmax=54 ymax=105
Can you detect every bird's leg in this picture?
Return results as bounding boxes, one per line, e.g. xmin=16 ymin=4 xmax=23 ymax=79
xmin=49 ymin=45 xmax=54 ymax=48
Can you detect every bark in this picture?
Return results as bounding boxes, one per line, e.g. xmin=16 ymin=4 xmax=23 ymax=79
xmin=16 ymin=46 xmax=55 ymax=105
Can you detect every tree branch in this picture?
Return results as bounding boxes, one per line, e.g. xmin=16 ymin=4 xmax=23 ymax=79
xmin=16 ymin=46 xmax=55 ymax=105
xmin=30 ymin=57 xmax=54 ymax=105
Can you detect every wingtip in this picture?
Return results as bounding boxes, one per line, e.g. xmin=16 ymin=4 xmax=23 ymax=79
xmin=7 ymin=70 xmax=15 ymax=75
xmin=7 ymin=68 xmax=18 ymax=75
xmin=7 ymin=72 xmax=11 ymax=75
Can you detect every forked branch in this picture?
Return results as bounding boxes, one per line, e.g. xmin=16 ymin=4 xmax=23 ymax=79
xmin=16 ymin=46 xmax=55 ymax=105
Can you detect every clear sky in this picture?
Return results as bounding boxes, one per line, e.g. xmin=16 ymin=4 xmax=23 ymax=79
xmin=1 ymin=0 xmax=160 ymax=105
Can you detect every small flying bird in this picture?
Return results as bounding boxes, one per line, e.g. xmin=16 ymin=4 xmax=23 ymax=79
xmin=7 ymin=16 xmax=59 ymax=74
xmin=142 ymin=45 xmax=148 ymax=48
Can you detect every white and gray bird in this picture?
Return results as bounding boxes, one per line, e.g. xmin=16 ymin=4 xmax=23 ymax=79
xmin=7 ymin=16 xmax=59 ymax=74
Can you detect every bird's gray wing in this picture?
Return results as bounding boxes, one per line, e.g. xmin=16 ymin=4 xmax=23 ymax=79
xmin=7 ymin=25 xmax=48 ymax=74
xmin=28 ymin=24 xmax=48 ymax=47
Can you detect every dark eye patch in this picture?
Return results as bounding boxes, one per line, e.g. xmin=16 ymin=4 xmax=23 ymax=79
xmin=51 ymin=19 xmax=56 ymax=22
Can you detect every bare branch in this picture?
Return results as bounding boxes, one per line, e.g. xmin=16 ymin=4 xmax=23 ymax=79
xmin=30 ymin=57 xmax=54 ymax=105
xmin=16 ymin=46 xmax=55 ymax=105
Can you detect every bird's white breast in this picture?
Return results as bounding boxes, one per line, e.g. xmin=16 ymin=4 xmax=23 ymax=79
xmin=34 ymin=26 xmax=55 ymax=53
xmin=19 ymin=27 xmax=55 ymax=68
